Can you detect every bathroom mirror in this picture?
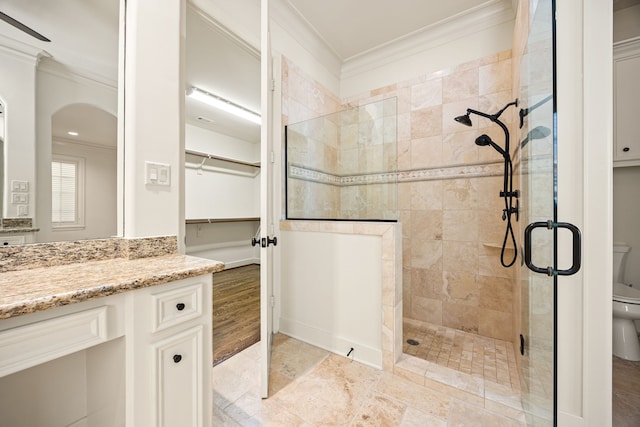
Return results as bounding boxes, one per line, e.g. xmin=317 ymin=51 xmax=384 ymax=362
xmin=0 ymin=0 xmax=121 ymax=243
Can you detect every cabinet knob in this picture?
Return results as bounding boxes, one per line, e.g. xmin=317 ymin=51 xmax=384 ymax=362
xmin=173 ymin=354 xmax=182 ymax=363
xmin=623 ymin=147 xmax=630 ymax=152
xmin=176 ymin=303 xmax=186 ymax=311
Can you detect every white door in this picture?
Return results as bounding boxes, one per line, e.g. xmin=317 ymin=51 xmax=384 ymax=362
xmin=259 ymin=0 xmax=275 ymax=399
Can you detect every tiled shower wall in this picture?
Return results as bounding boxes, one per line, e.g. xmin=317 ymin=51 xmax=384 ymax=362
xmin=282 ymin=51 xmax=517 ymax=342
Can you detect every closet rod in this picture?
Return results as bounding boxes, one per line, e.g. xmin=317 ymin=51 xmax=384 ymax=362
xmin=186 ymin=217 xmax=260 ymax=224
xmin=185 ymin=149 xmax=260 ymax=168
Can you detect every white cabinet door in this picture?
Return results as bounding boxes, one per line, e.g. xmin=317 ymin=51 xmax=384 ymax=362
xmin=614 ymin=39 xmax=640 ymax=167
xmin=153 ymin=326 xmax=204 ymax=427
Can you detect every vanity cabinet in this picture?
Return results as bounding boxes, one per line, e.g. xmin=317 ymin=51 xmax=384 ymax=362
xmin=0 ymin=274 xmax=213 ymax=427
xmin=129 ymin=276 xmax=212 ymax=427
xmin=613 ymin=38 xmax=640 ymax=167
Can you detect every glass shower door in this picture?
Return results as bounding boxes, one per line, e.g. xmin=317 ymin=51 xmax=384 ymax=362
xmin=519 ymin=0 xmax=581 ymax=424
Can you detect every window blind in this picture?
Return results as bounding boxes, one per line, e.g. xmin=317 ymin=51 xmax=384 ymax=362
xmin=51 ymin=160 xmax=77 ymax=223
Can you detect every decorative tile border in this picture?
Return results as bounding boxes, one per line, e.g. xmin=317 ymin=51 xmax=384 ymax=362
xmin=288 ymin=161 xmax=504 ymax=187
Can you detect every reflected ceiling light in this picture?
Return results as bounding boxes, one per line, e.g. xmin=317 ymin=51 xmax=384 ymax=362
xmin=67 ymin=131 xmax=79 ymax=136
xmin=186 ymin=87 xmax=261 ymax=125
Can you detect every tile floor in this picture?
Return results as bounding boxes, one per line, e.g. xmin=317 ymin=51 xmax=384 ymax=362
xmin=213 ymin=333 xmax=528 ymax=426
xmin=612 ymin=355 xmax=640 ymax=427
xmin=403 ymin=319 xmax=520 ymax=390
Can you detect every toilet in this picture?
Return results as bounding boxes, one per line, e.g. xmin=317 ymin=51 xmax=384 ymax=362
xmin=612 ymin=243 xmax=640 ymax=361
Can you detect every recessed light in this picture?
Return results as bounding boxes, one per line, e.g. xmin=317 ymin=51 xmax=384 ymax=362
xmin=67 ymin=131 xmax=79 ymax=136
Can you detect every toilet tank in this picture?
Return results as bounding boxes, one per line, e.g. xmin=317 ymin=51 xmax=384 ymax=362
xmin=613 ymin=242 xmax=631 ymax=284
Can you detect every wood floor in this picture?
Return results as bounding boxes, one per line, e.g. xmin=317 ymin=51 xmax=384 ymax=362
xmin=212 ymin=264 xmax=260 ymax=366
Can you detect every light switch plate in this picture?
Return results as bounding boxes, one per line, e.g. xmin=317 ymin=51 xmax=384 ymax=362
xmin=11 ymin=181 xmax=29 ymax=192
xmin=11 ymin=193 xmax=28 ymax=204
xmin=145 ymin=162 xmax=171 ymax=186
xmin=17 ymin=205 xmax=28 ymax=216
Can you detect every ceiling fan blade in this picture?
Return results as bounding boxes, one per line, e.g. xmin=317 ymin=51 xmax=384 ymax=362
xmin=0 ymin=11 xmax=50 ymax=42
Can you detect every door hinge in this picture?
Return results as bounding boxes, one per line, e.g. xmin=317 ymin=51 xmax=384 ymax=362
xmin=270 ymin=295 xmax=275 ymax=307
xmin=270 ymin=150 xmax=275 ymax=163
xmin=271 ymin=78 xmax=276 ymax=92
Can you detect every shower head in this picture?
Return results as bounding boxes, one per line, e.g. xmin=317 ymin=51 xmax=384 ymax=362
xmin=454 ymin=113 xmax=472 ymax=127
xmin=475 ymin=134 xmax=506 ymax=157
xmin=475 ymin=134 xmax=492 ymax=146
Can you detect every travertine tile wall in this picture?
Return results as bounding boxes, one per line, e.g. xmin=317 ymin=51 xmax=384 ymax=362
xmin=285 ymin=90 xmax=397 ymax=220
xmin=282 ymin=51 xmax=517 ymax=342
xmin=283 ymin=59 xmax=341 ymax=219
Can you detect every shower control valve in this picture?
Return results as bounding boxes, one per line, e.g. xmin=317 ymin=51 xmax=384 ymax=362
xmin=500 ymin=190 xmax=520 ymax=198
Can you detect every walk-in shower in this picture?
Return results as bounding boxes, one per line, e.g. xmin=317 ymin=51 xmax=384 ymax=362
xmin=454 ymin=100 xmax=520 ymax=267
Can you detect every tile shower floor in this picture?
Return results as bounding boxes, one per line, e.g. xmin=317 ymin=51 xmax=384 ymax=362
xmin=403 ymin=319 xmax=520 ymax=390
xmin=213 ymin=333 xmax=527 ymax=426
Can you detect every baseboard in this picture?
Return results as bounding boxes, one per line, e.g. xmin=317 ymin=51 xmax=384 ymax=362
xmin=279 ymin=317 xmax=382 ymax=369
xmin=222 ymin=258 xmax=260 ymax=269
xmin=558 ymin=411 xmax=584 ymax=427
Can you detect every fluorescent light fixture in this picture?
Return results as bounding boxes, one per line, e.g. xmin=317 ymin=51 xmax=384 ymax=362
xmin=67 ymin=131 xmax=79 ymax=136
xmin=187 ymin=87 xmax=261 ymax=125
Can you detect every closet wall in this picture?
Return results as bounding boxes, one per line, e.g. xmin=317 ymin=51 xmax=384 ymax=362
xmin=184 ymin=123 xmax=260 ymax=268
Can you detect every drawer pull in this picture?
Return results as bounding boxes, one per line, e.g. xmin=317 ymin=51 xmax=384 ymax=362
xmin=173 ymin=354 xmax=182 ymax=363
xmin=176 ymin=303 xmax=186 ymax=311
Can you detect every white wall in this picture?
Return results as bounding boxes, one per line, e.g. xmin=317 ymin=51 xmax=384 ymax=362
xmin=42 ymin=140 xmax=117 ymax=242
xmin=613 ymin=166 xmax=640 ymax=286
xmin=613 ymin=4 xmax=640 ymax=43
xmin=186 ymin=124 xmax=259 ymax=162
xmin=185 ymin=125 xmax=259 ymax=219
xmin=184 ymin=123 xmax=260 ymax=267
xmin=185 ymin=221 xmax=259 ymax=269
xmin=122 ymin=0 xmax=184 ymax=243
xmin=280 ymin=230 xmax=383 ymax=368
xmin=0 ymin=47 xmax=38 ymax=219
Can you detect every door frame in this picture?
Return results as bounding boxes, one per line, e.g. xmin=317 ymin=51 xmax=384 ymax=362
xmin=556 ymin=0 xmax=612 ymax=425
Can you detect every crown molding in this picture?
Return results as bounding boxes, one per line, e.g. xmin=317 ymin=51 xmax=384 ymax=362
xmin=341 ymin=0 xmax=515 ymax=81
xmin=0 ymin=34 xmax=43 ymax=65
xmin=613 ymin=35 xmax=640 ymax=58
xmin=271 ymin=0 xmax=343 ymax=80
xmin=188 ymin=3 xmax=260 ymax=59
xmin=37 ymin=59 xmax=117 ymax=91
xmin=53 ymin=138 xmax=117 ymax=151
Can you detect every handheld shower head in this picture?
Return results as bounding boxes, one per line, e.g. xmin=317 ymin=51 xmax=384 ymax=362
xmin=474 ymin=134 xmax=492 ymax=146
xmin=454 ymin=113 xmax=472 ymax=127
xmin=475 ymin=134 xmax=506 ymax=158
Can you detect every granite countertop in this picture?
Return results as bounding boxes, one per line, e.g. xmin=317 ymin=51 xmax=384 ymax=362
xmin=0 ymin=254 xmax=224 ymax=320
xmin=0 ymin=228 xmax=40 ymax=234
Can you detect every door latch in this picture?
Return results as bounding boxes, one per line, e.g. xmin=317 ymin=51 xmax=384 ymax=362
xmin=261 ymin=236 xmax=277 ymax=248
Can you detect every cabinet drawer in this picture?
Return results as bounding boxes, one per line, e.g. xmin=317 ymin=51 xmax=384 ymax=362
xmin=151 ymin=282 xmax=203 ymax=332
xmin=0 ymin=306 xmax=108 ymax=377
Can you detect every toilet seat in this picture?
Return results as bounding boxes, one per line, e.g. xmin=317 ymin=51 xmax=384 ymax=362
xmin=613 ymin=283 xmax=640 ymax=305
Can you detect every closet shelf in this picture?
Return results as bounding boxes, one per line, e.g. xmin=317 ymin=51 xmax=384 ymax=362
xmin=185 ymin=149 xmax=260 ymax=168
xmin=186 ymin=217 xmax=260 ymax=224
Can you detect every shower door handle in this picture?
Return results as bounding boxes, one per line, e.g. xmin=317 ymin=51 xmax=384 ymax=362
xmin=524 ymin=220 xmax=582 ymax=276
